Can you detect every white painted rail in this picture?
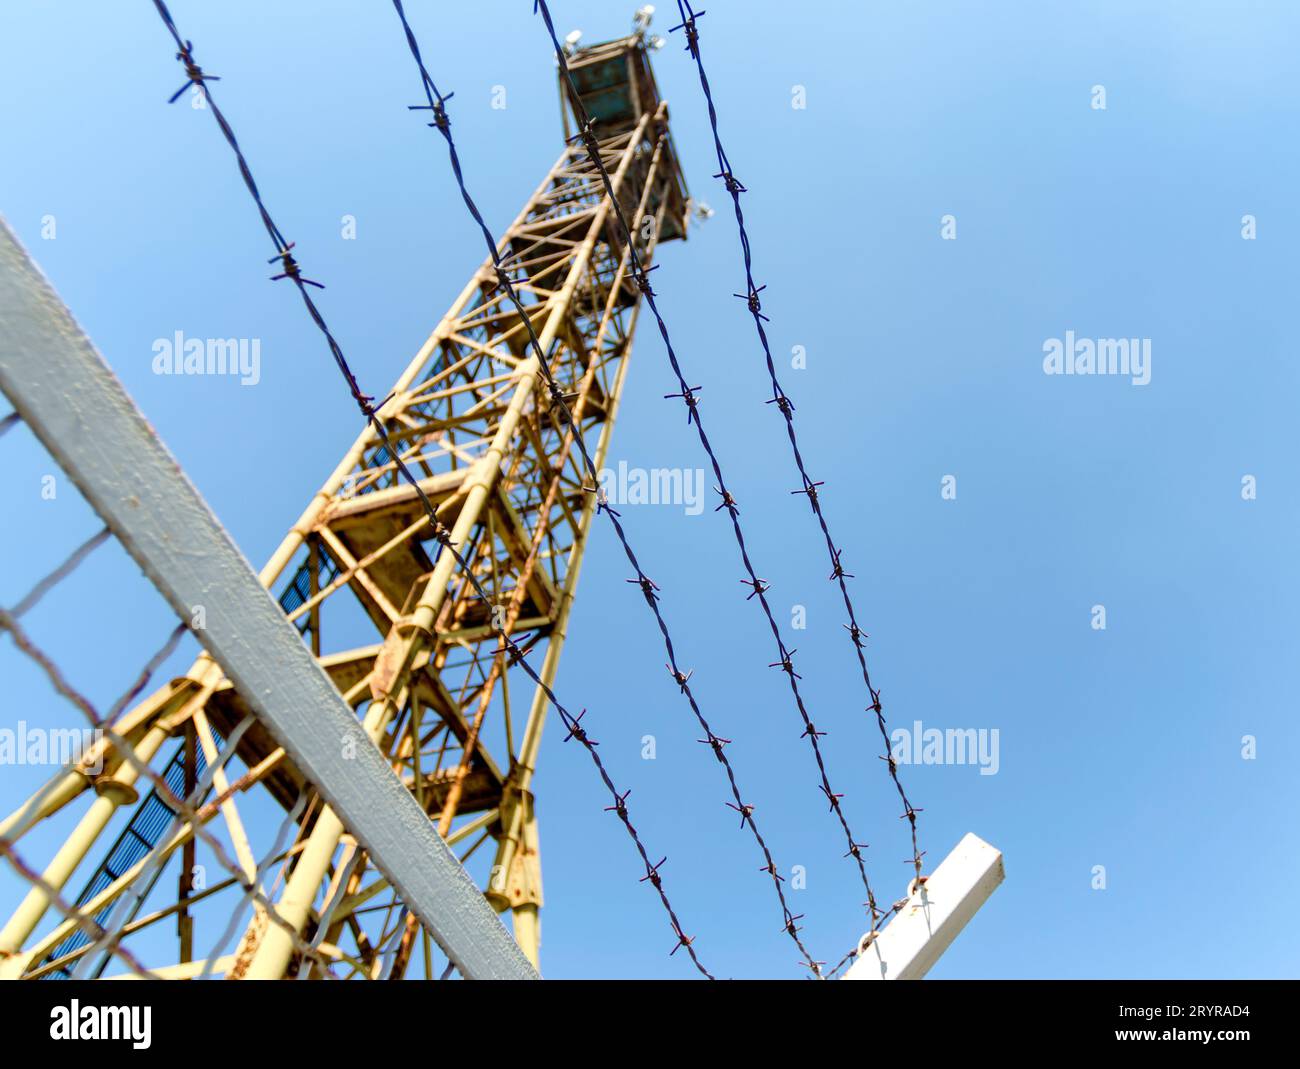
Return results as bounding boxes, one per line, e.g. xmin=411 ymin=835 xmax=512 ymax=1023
xmin=844 ymin=832 xmax=1003 ymax=980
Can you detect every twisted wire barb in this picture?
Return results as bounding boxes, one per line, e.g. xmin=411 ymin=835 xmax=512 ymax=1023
xmin=534 ymin=0 xmax=879 ymax=934
xmin=148 ymin=0 xmax=712 ymax=977
xmin=390 ymin=0 xmax=820 ymax=975
xmin=669 ymin=0 xmax=925 ymax=890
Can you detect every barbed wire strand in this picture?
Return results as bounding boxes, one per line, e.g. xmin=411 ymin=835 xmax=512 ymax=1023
xmin=148 ymin=0 xmax=712 ymax=978
xmin=820 ymin=885 xmax=926 ymax=978
xmin=11 ymin=527 xmax=110 ymax=619
xmin=669 ymin=0 xmax=925 ymax=892
xmin=535 ymin=0 xmax=879 ymax=937
xmin=389 ymin=0 xmax=819 ymax=976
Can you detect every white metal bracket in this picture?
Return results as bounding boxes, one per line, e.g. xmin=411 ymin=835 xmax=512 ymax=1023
xmin=843 ymin=832 xmax=1004 ymax=980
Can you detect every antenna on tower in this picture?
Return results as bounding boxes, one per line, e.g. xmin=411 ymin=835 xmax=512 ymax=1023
xmin=634 ymin=9 xmax=666 ymax=52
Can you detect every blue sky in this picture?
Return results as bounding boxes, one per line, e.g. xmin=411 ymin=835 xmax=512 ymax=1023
xmin=2 ymin=0 xmax=1298 ymax=979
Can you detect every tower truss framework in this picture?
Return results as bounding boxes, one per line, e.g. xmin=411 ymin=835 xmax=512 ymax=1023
xmin=0 ymin=33 xmax=688 ymax=979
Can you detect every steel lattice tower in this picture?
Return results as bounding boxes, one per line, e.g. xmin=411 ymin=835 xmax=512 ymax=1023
xmin=0 ymin=31 xmax=689 ymax=979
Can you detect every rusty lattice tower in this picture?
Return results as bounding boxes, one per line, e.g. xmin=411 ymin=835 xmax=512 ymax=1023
xmin=0 ymin=29 xmax=688 ymax=979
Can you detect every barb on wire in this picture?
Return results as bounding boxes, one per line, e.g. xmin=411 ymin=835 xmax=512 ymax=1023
xmin=669 ymin=0 xmax=924 ymax=884
xmin=0 ymin=411 xmax=21 ymax=438
xmin=534 ymin=0 xmax=886 ymax=927
xmin=391 ymin=0 xmax=821 ymax=973
xmin=148 ymin=0 xmax=712 ymax=977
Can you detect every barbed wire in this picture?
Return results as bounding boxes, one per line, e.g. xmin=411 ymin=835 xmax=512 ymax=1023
xmin=148 ymin=0 xmax=712 ymax=977
xmin=10 ymin=526 xmax=109 ymax=619
xmin=534 ymin=0 xmax=882 ymax=936
xmin=820 ymin=896 xmax=913 ymax=980
xmin=389 ymin=0 xmax=820 ymax=975
xmin=669 ymin=0 xmax=925 ymax=891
